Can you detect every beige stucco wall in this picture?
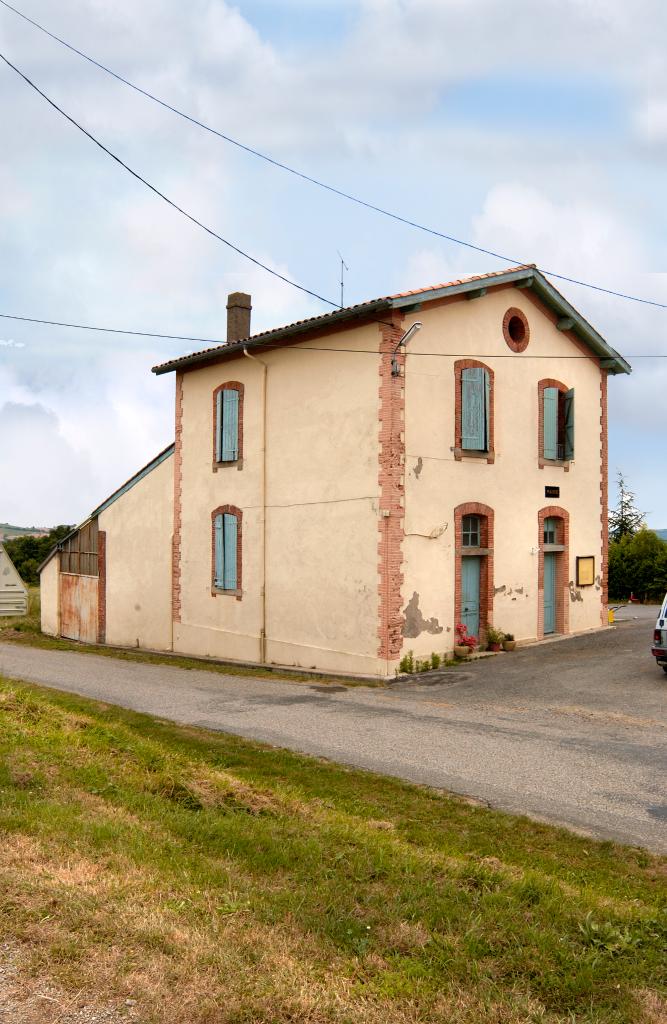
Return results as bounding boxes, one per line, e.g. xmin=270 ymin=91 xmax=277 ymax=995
xmin=99 ymin=453 xmax=174 ymax=651
xmin=175 ymin=322 xmax=383 ymax=674
xmin=39 ymin=553 xmax=60 ymax=636
xmin=401 ymin=287 xmax=606 ymax=662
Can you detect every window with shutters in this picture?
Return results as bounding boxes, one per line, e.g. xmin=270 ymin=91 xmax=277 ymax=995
xmin=538 ymin=380 xmax=574 ymax=466
xmin=212 ymin=382 xmax=244 ymax=469
xmin=211 ymin=505 xmax=242 ymax=598
xmin=454 ymin=360 xmax=495 ymax=463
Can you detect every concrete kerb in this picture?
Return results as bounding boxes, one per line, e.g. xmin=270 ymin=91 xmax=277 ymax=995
xmin=38 ymin=638 xmax=388 ymax=687
xmin=23 ymin=621 xmax=622 ymax=690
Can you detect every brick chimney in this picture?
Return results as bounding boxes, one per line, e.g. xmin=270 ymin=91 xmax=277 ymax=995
xmin=226 ymin=292 xmax=252 ymax=344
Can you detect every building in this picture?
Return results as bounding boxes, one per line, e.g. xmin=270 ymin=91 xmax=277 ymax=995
xmin=40 ymin=265 xmax=630 ymax=677
xmin=0 ymin=542 xmax=28 ymax=617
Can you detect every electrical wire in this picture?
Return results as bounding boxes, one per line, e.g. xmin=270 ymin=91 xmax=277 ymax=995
xmin=1 ymin=0 xmax=666 ymax=311
xmin=294 ymin=347 xmax=660 ymax=359
xmin=0 ymin=50 xmax=654 ymax=361
xmin=0 ymin=315 xmax=664 ymax=356
xmin=0 ymin=311 xmax=224 ymax=344
xmin=0 ymin=51 xmax=339 ymax=310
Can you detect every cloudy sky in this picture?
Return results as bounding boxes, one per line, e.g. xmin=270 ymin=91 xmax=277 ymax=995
xmin=0 ymin=0 xmax=665 ymax=527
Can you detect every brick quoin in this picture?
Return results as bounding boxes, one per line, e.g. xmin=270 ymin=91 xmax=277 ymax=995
xmin=211 ymin=505 xmax=243 ymax=600
xmin=172 ymin=372 xmax=184 ymax=624
xmin=537 ymin=378 xmax=570 ymax=470
xmin=600 ymin=369 xmax=609 ymax=623
xmin=97 ymin=529 xmax=106 ymax=644
xmin=377 ymin=314 xmax=406 ymax=664
xmin=212 ymin=381 xmax=244 ymax=470
xmin=453 ymin=359 xmax=495 ymax=464
xmin=454 ymin=502 xmax=495 ymax=644
xmin=537 ymin=506 xmax=570 ymax=639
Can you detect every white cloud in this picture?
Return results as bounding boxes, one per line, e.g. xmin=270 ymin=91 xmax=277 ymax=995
xmin=635 ymin=98 xmax=667 ymax=145
xmin=0 ymin=399 xmax=95 ymax=524
xmin=0 ymin=0 xmax=663 ymax=526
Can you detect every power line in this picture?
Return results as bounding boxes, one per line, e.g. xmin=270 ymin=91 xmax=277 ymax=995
xmin=0 ymin=51 xmax=339 ymax=310
xmin=1 ymin=317 xmax=663 ymax=357
xmin=1 ymin=0 xmax=666 ymax=312
xmin=294 ymin=347 xmax=660 ymax=359
xmin=0 ymin=311 xmax=224 ymax=344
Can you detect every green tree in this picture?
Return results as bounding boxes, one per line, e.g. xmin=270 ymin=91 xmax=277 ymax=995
xmin=608 ymin=471 xmax=645 ymax=542
xmin=4 ymin=525 xmax=73 ymax=586
xmin=608 ymin=528 xmax=667 ymax=602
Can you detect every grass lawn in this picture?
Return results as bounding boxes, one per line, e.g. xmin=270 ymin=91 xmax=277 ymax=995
xmin=0 ymin=678 xmax=665 ymax=1023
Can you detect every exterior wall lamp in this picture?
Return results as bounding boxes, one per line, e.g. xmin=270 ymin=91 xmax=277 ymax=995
xmin=391 ymin=321 xmax=422 ymax=376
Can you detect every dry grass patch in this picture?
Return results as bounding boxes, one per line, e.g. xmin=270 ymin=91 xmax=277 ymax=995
xmin=0 ymin=678 xmax=665 ymax=1023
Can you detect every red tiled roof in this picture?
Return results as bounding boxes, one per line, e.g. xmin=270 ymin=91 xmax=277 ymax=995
xmin=152 ymin=265 xmax=536 ymax=375
xmin=389 ymin=264 xmax=536 ymax=301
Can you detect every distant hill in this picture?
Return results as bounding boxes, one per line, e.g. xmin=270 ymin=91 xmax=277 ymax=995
xmin=0 ymin=524 xmax=49 ymax=541
xmin=655 ymin=529 xmax=667 ymax=542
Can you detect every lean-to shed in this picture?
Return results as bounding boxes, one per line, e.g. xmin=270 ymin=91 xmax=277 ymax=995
xmin=0 ymin=542 xmax=28 ymax=616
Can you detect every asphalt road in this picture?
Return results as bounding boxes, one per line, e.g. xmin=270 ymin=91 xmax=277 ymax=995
xmin=1 ymin=611 xmax=665 ymax=852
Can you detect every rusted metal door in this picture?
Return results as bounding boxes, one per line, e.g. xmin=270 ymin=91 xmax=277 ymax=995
xmin=60 ymin=574 xmax=98 ymax=643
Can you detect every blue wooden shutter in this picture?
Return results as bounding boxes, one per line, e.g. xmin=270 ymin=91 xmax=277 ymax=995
xmin=214 ymin=514 xmax=224 ymax=588
xmin=484 ymin=369 xmax=490 ymax=450
xmin=220 ymin=389 xmax=239 ymax=462
xmin=222 ymin=514 xmax=238 ymax=590
xmin=563 ymin=388 xmax=574 ymax=460
xmin=543 ymin=387 xmax=559 ymax=460
xmin=215 ymin=391 xmax=223 ymax=462
xmin=462 ymin=368 xmax=485 ymax=450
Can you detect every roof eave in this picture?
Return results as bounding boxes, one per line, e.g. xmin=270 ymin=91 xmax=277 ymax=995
xmin=390 ymin=266 xmax=535 ymax=309
xmin=152 ymin=265 xmax=630 ymax=377
xmin=527 ymin=274 xmax=631 ymax=375
xmin=88 ymin=443 xmax=175 ymax=519
xmin=152 ymin=300 xmax=393 ymax=376
xmin=38 ymin=444 xmax=176 ymax=575
xmin=392 ymin=267 xmax=631 ymax=375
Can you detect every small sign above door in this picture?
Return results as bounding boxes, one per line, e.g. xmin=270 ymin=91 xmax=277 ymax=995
xmin=545 ymin=486 xmax=560 ymax=498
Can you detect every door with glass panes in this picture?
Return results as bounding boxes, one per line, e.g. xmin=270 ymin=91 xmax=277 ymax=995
xmin=461 ymin=514 xmax=482 ymax=638
xmin=543 ymin=517 xmax=559 ymax=635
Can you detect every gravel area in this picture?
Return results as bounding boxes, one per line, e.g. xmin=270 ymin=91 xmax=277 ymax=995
xmin=0 ymin=943 xmax=138 ymax=1023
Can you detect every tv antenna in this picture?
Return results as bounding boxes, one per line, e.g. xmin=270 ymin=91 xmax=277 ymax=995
xmin=337 ymin=251 xmax=349 ymax=308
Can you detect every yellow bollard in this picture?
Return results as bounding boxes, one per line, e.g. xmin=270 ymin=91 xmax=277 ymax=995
xmin=607 ymin=608 xmax=615 ymax=625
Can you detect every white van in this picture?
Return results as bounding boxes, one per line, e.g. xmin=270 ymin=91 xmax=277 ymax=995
xmin=652 ymin=595 xmax=667 ymax=673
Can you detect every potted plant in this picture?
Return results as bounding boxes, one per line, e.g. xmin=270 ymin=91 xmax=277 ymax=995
xmin=486 ymin=625 xmax=504 ymax=652
xmin=502 ymin=632 xmax=516 ymax=652
xmin=454 ymin=623 xmax=477 ymax=658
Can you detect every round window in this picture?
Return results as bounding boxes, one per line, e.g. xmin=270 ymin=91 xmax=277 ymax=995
xmin=503 ymin=307 xmax=530 ymax=352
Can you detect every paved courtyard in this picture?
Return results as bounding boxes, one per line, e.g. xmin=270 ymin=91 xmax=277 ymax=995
xmin=1 ymin=607 xmax=665 ymax=851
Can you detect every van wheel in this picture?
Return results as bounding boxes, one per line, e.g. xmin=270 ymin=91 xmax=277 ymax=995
xmin=663 ymin=666 xmax=667 ymax=674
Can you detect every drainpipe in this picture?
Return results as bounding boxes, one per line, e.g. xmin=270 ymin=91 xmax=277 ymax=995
xmin=243 ymin=346 xmax=267 ymax=663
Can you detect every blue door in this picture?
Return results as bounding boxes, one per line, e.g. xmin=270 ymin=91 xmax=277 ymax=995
xmin=461 ymin=557 xmax=481 ymax=638
xmin=544 ymin=553 xmax=557 ymax=634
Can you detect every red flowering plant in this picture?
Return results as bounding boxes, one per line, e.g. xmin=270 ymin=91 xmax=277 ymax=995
xmin=455 ymin=623 xmax=477 ymax=650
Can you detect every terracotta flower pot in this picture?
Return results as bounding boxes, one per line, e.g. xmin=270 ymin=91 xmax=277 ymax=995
xmin=488 ymin=642 xmax=501 ymax=652
xmin=454 ymin=644 xmax=471 ymax=658
xmin=502 ymin=640 xmax=517 ymax=652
